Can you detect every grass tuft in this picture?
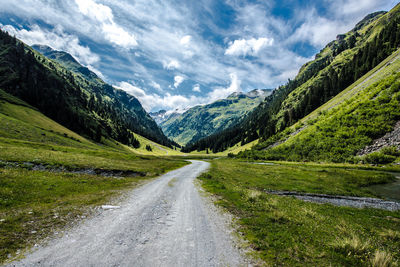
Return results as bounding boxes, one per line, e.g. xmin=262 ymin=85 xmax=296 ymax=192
xmin=370 ymin=250 xmax=396 ymax=267
xmin=332 ymin=235 xmax=370 ymax=256
xmin=379 ymin=229 xmax=400 ymax=241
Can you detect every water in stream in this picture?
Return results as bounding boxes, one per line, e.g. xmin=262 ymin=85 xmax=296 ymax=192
xmin=368 ymin=173 xmax=400 ymax=202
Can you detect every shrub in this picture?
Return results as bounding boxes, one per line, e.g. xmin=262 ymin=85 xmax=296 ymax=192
xmin=381 ymin=146 xmax=400 ymax=157
xmin=364 ymin=152 xmax=396 ymax=164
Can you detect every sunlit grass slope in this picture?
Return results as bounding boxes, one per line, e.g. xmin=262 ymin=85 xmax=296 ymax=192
xmin=248 ymin=49 xmax=400 ymax=162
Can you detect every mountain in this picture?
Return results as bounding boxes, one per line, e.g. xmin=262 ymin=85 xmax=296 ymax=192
xmin=184 ymin=5 xmax=400 ymax=155
xmin=0 ymin=33 xmax=176 ymax=148
xmin=32 ymin=44 xmax=100 ymax=84
xmin=149 ymin=110 xmax=168 ymax=124
xmin=149 ymin=108 xmax=187 ymax=125
xmin=160 ymin=89 xmax=272 ymax=145
xmin=245 ymin=48 xmax=400 ymax=163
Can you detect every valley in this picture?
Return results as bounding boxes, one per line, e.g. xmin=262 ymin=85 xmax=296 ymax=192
xmin=1 ymin=2 xmax=400 ymax=266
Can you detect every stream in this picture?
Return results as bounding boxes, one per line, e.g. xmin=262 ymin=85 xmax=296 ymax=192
xmin=368 ymin=172 xmax=400 ymax=202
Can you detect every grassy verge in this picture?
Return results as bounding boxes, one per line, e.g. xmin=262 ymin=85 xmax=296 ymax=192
xmin=199 ymin=159 xmax=400 ymax=266
xmin=0 ymin=138 xmax=187 ymax=176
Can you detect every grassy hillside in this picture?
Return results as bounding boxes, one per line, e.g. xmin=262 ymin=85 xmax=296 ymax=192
xmin=185 ymin=5 xmax=400 ymax=153
xmin=162 ymin=89 xmax=271 ymax=145
xmin=0 ymin=90 xmax=187 ymax=263
xmin=243 ymin=48 xmax=400 ymax=162
xmin=126 ymin=134 xmax=184 ymax=156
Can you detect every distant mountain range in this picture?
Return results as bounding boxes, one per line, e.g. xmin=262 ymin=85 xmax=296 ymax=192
xmin=151 ymin=89 xmax=272 ymax=145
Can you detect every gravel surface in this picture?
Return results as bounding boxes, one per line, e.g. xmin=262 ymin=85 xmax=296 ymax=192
xmin=8 ymin=160 xmax=247 ymax=267
xmin=266 ymin=190 xmax=400 ymax=211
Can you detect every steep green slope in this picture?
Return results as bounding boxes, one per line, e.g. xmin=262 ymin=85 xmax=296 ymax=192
xmin=0 ymin=31 xmax=174 ymax=148
xmin=242 ymin=49 xmax=400 ymax=162
xmin=185 ymin=5 xmax=400 ymax=153
xmin=161 ymin=89 xmax=271 ymax=145
xmin=0 ymin=88 xmax=95 ymax=149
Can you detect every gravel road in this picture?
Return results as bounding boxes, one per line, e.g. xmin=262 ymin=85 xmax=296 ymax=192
xmin=8 ymin=160 xmax=246 ymax=267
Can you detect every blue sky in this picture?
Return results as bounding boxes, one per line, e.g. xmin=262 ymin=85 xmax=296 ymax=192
xmin=0 ymin=0 xmax=397 ymax=112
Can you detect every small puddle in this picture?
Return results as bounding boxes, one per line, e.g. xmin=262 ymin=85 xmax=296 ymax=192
xmin=368 ymin=173 xmax=400 ymax=202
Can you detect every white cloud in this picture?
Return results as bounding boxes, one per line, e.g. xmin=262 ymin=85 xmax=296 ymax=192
xmin=2 ymin=24 xmax=100 ymax=66
xmin=75 ymin=0 xmax=113 ymax=22
xmin=102 ymin=23 xmax=138 ymax=48
xmin=74 ymin=0 xmax=137 ymax=48
xmin=331 ymin=0 xmax=396 ymax=16
xmin=225 ymin=37 xmax=274 ymax=57
xmin=150 ymin=81 xmax=163 ymax=92
xmin=174 ymin=75 xmax=185 ymax=88
xmin=116 ymin=81 xmax=202 ymax=111
xmin=288 ymin=11 xmax=349 ymax=47
xmin=164 ymin=59 xmax=181 ymax=70
xmin=180 ymin=35 xmax=192 ymax=46
xmin=192 ymin=84 xmax=201 ymax=92
xmin=117 ymin=74 xmax=243 ymax=112
xmin=207 ymin=73 xmax=241 ymax=102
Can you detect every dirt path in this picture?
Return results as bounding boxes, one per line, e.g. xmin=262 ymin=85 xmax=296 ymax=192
xmin=8 ymin=161 xmax=246 ymax=267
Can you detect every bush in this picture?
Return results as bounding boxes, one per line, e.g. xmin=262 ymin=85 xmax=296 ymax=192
xmin=364 ymin=152 xmax=396 ymax=164
xmin=380 ymin=146 xmax=400 ymax=157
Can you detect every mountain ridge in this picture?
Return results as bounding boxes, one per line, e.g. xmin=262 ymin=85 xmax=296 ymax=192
xmin=158 ymin=89 xmax=272 ymax=145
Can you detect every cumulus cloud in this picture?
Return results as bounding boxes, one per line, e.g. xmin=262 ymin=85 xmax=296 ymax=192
xmin=180 ymin=35 xmax=192 ymax=46
xmin=207 ymin=73 xmax=241 ymax=102
xmin=192 ymin=84 xmax=201 ymax=92
xmin=75 ymin=0 xmax=137 ymax=48
xmin=116 ymin=81 xmax=201 ymax=111
xmin=2 ymin=24 xmax=100 ymax=66
xmin=225 ymin=37 xmax=273 ymax=57
xmin=163 ymin=59 xmax=181 ymax=70
xmin=174 ymin=75 xmax=185 ymax=88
